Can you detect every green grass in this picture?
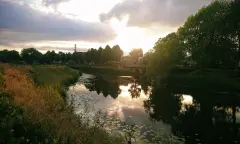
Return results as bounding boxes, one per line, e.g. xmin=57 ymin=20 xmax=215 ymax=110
xmin=32 ymin=65 xmax=80 ymax=86
xmin=30 ymin=65 xmax=81 ymax=100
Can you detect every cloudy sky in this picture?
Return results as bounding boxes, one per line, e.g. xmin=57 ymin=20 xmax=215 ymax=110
xmin=0 ymin=0 xmax=212 ymax=53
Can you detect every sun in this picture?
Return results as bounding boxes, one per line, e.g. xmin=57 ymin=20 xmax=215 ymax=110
xmin=50 ymin=0 xmax=161 ymax=53
xmin=109 ymin=17 xmax=157 ymax=53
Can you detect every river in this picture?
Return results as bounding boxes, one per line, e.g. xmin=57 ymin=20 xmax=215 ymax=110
xmin=67 ymin=73 xmax=240 ymax=144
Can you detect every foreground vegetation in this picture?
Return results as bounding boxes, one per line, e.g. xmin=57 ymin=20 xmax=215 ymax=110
xmin=0 ymin=64 xmax=124 ymax=144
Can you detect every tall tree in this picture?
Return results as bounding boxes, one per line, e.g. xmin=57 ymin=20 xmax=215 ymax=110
xmin=129 ymin=48 xmax=143 ymax=64
xmin=85 ymin=48 xmax=98 ymax=63
xmin=112 ymin=45 xmax=123 ymax=61
xmin=44 ymin=51 xmax=57 ymax=64
xmin=21 ymin=48 xmax=43 ymax=64
xmin=102 ymin=45 xmax=112 ymax=62
xmin=227 ymin=0 xmax=240 ymax=69
xmin=178 ymin=1 xmax=236 ymax=69
xmin=72 ymin=52 xmax=84 ymax=64
xmin=58 ymin=52 xmax=66 ymax=62
xmin=97 ymin=47 xmax=104 ymax=64
xmin=0 ymin=50 xmax=21 ymax=63
xmin=147 ymin=33 xmax=184 ymax=76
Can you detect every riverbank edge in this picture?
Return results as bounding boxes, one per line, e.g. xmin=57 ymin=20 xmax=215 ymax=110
xmin=68 ymin=65 xmax=138 ymax=76
xmin=0 ymin=64 xmax=124 ymax=144
xmin=151 ymin=68 xmax=240 ymax=93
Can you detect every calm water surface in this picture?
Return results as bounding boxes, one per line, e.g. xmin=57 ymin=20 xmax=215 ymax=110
xmin=67 ymin=74 xmax=172 ymax=132
xmin=68 ymin=73 xmax=240 ymax=144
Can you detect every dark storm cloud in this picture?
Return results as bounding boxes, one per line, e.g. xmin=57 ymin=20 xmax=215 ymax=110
xmin=100 ymin=0 xmax=212 ymax=27
xmin=0 ymin=0 xmax=116 ymax=46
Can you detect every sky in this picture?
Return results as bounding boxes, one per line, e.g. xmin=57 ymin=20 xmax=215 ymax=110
xmin=0 ymin=0 xmax=212 ymax=53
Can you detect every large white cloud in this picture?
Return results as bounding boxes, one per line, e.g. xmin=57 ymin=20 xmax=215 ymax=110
xmin=0 ymin=0 xmax=116 ymax=47
xmin=100 ymin=0 xmax=212 ymax=27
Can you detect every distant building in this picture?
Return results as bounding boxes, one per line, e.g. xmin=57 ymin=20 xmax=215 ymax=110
xmin=121 ymin=56 xmax=134 ymax=66
xmin=138 ymin=57 xmax=144 ymax=65
xmin=121 ymin=56 xmax=146 ymax=66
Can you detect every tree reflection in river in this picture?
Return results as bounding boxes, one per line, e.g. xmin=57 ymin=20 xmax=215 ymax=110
xmin=128 ymin=76 xmax=151 ymax=98
xmin=143 ymin=85 xmax=182 ymax=124
xmin=144 ymin=82 xmax=240 ymax=144
xmin=84 ymin=75 xmax=121 ymax=99
xmin=128 ymin=80 xmax=141 ymax=98
xmin=81 ymin=74 xmax=240 ymax=143
xmin=83 ymin=75 xmax=151 ymax=99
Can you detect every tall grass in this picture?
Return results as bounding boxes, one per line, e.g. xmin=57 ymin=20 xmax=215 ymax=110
xmin=31 ymin=65 xmax=81 ymax=99
xmin=31 ymin=65 xmax=80 ymax=85
xmin=0 ymin=92 xmax=55 ymax=144
xmin=0 ymin=64 xmax=124 ymax=144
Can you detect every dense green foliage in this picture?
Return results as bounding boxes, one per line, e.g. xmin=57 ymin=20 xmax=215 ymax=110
xmin=0 ymin=45 xmax=123 ymax=65
xmin=148 ymin=33 xmax=184 ymax=76
xmin=147 ymin=0 xmax=240 ymax=76
xmin=0 ymin=50 xmax=22 ymax=63
xmin=85 ymin=45 xmax=123 ymax=64
xmin=21 ymin=48 xmax=43 ymax=64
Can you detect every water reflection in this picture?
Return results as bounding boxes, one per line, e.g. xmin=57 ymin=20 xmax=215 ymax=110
xmin=144 ymin=82 xmax=240 ymax=144
xmin=68 ymin=74 xmax=170 ymax=133
xmin=83 ymin=75 xmax=151 ymax=99
xmin=182 ymin=95 xmax=193 ymax=105
xmin=84 ymin=75 xmax=121 ymax=99
xmin=68 ymin=73 xmax=240 ymax=143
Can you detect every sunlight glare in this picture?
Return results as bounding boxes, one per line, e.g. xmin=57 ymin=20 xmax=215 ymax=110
xmin=109 ymin=16 xmax=159 ymax=52
xmin=182 ymin=95 xmax=193 ymax=105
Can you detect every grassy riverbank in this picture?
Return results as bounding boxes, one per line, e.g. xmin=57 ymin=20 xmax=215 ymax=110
xmin=32 ymin=65 xmax=80 ymax=85
xmin=0 ymin=64 xmax=123 ymax=144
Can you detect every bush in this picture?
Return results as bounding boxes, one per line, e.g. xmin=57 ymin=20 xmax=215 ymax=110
xmin=0 ymin=92 xmax=54 ymax=144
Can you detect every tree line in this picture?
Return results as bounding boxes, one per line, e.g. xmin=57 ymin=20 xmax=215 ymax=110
xmin=146 ymin=0 xmax=240 ymax=76
xmin=0 ymin=45 xmax=124 ymax=65
xmin=84 ymin=45 xmax=123 ymax=64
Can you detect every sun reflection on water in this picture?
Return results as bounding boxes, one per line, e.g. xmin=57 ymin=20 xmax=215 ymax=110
xmin=182 ymin=95 xmax=193 ymax=105
xmin=107 ymin=84 xmax=150 ymax=121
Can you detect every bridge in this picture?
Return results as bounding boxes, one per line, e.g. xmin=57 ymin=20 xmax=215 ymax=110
xmin=121 ymin=64 xmax=147 ymax=74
